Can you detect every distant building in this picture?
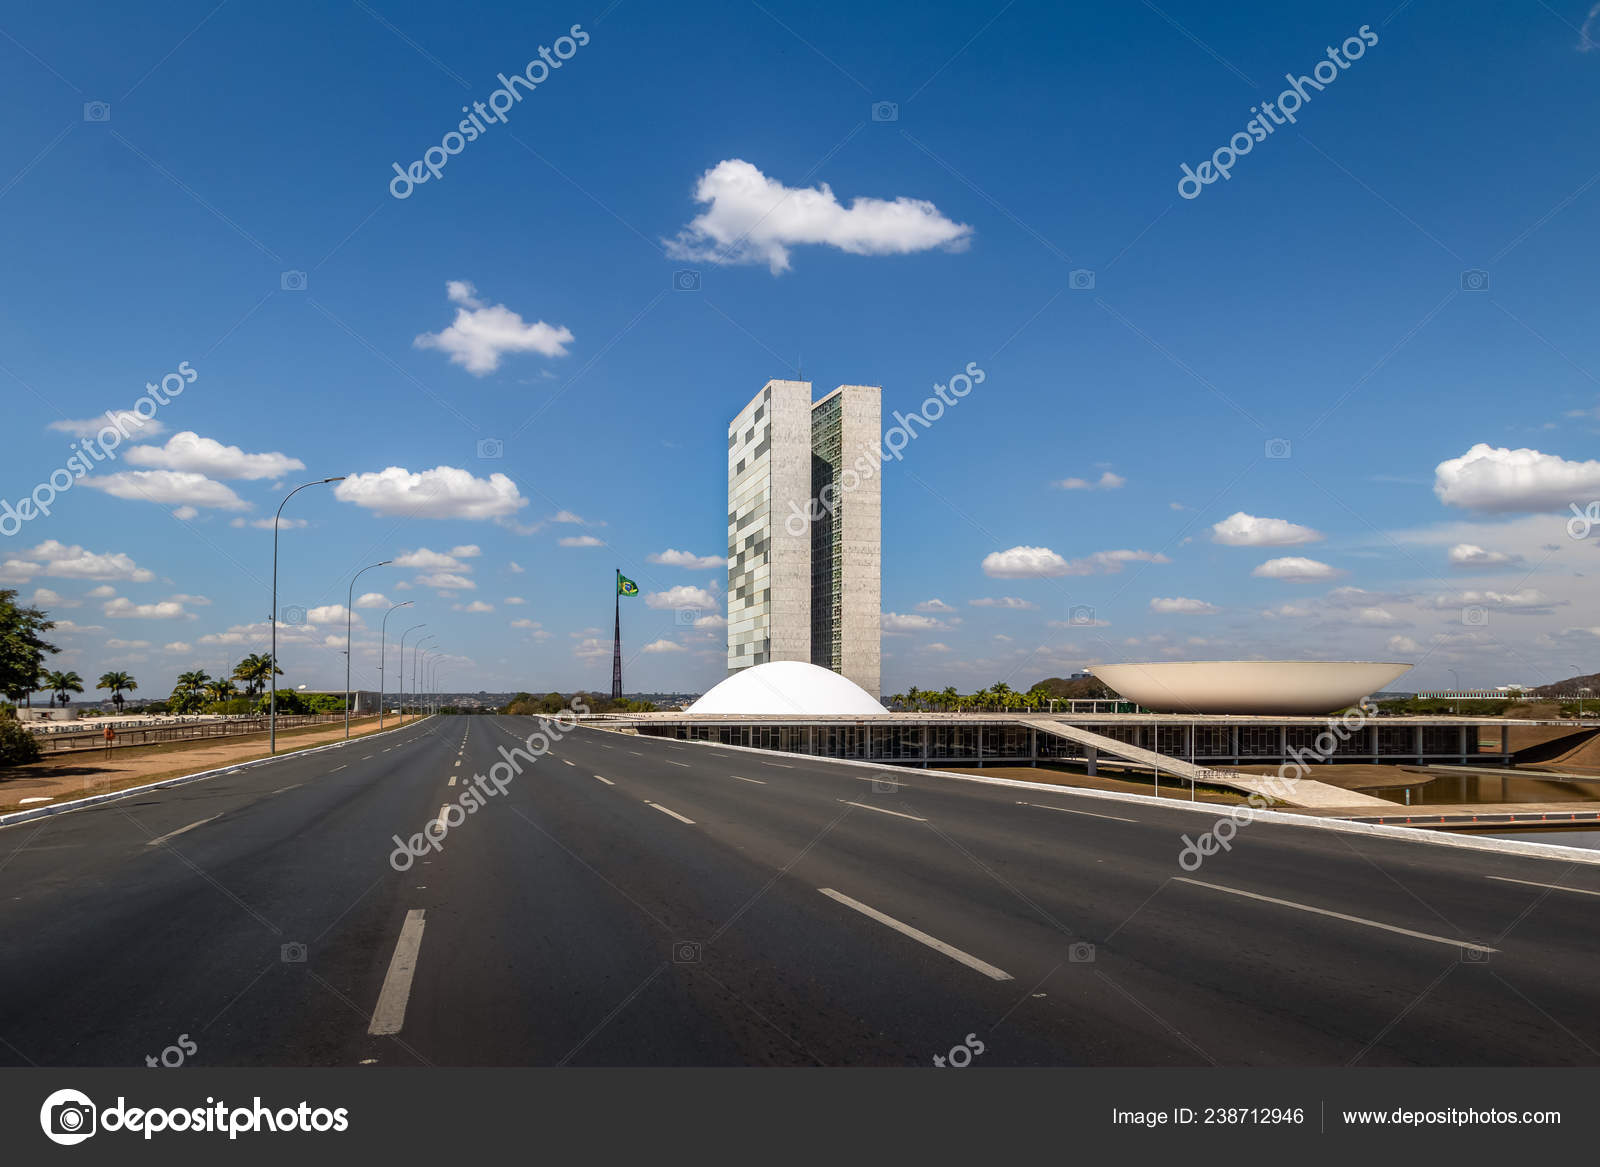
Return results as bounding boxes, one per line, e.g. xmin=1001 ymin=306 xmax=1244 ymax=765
xmin=727 ymin=379 xmax=881 ymax=698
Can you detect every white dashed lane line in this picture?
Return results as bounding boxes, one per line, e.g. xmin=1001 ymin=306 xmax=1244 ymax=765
xmin=818 ymin=888 xmax=1013 ymax=981
xmin=145 ymin=814 xmax=222 ymax=848
xmin=368 ymin=909 xmax=427 ymax=1036
xmin=729 ymin=775 xmax=766 ymax=785
xmin=645 ymin=801 xmax=695 ymax=824
xmin=593 ymin=775 xmax=615 ymax=785
xmin=840 ymin=800 xmax=925 ymax=822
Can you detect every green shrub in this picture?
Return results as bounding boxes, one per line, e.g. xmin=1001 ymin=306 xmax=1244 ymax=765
xmin=0 ymin=717 xmax=42 ymax=768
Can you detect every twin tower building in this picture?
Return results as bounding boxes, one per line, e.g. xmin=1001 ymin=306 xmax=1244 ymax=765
xmin=727 ymin=380 xmax=882 ymax=699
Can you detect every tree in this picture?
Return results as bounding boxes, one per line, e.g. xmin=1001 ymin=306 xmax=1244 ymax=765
xmin=0 ymin=589 xmax=57 ymax=707
xmin=43 ymin=669 xmax=84 ymax=708
xmin=232 ymin=653 xmax=280 ymax=697
xmin=168 ymin=688 xmax=203 ymax=715
xmin=177 ymin=670 xmax=211 ymax=699
xmin=97 ymin=670 xmax=137 ymax=712
xmin=204 ymin=678 xmax=238 ymax=705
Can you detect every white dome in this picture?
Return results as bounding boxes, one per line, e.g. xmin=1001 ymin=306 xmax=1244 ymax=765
xmin=689 ymin=661 xmax=886 ymax=716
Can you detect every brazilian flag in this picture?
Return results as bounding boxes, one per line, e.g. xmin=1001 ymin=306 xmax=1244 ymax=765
xmin=617 ymin=572 xmax=639 ymax=597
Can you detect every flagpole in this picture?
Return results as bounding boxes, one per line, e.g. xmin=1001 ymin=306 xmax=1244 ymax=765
xmin=611 ymin=567 xmax=624 ymax=701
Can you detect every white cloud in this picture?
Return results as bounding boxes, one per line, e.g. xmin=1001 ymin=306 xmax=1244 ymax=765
xmin=448 ymin=544 xmax=482 ymax=558
xmin=692 ymin=613 xmax=727 ymax=629
xmin=882 ymin=611 xmax=945 ymax=634
xmin=414 ymin=280 xmax=574 ymax=375
xmin=1210 ymin=511 xmax=1323 ymax=547
xmin=47 ymin=411 xmax=168 ymax=439
xmin=29 ymin=587 xmax=72 ymax=608
xmin=172 ymin=505 xmax=198 ymax=521
xmin=1434 ymin=443 xmax=1600 ymax=512
xmin=1252 ymin=556 xmax=1339 ymax=582
xmin=969 ymin=596 xmax=1037 ymax=609
xmin=648 ymin=548 xmax=725 ymax=569
xmin=641 ymin=639 xmax=686 ymax=654
xmin=504 ymin=596 xmax=526 ymax=605
xmin=230 ymin=517 xmax=307 ymax=530
xmin=646 ymin=585 xmax=716 ymax=610
xmin=124 ymin=431 xmax=304 ymax=480
xmin=1447 ymin=543 xmax=1522 ymax=568
xmin=572 ymin=637 xmax=610 ymax=660
xmin=81 ymin=470 xmax=249 ymax=510
xmin=87 ymin=584 xmax=117 ymax=598
xmin=1435 ymin=588 xmax=1562 ymax=614
xmin=1387 ymin=635 xmax=1422 ymax=655
xmin=2 ymin=541 xmax=154 ymax=582
xmin=353 ymin=592 xmax=391 ymax=608
xmin=510 ymin=618 xmax=539 ymax=629
xmin=1580 ymin=1 xmax=1598 ymax=50
xmin=508 ymin=561 xmax=525 ymax=574
xmin=1149 ymin=596 xmax=1218 ymax=614
xmin=914 ymin=598 xmax=956 ymax=613
xmin=982 ymin=545 xmax=1169 ymax=578
xmin=665 ymin=158 xmax=973 ymax=275
xmin=1055 ymin=471 xmax=1125 ymax=491
xmin=551 ymin=510 xmax=588 ymax=525
xmin=416 ymin=572 xmax=475 ymax=591
xmin=925 ymin=642 xmax=952 ymax=653
xmin=394 ymin=547 xmax=470 ymax=571
xmin=305 ymin=604 xmax=356 ymax=626
xmin=162 ymin=641 xmax=192 ymax=653
xmin=454 ymin=600 xmax=494 ymax=613
xmin=559 ymin=535 xmax=604 ymax=548
xmin=335 ymin=465 xmax=526 ymax=520
xmin=103 ymin=596 xmax=191 ymax=620
xmin=105 ymin=638 xmax=150 ymax=649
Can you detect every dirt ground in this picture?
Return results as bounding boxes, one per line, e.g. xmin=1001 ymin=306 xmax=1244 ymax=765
xmin=0 ymin=715 xmax=415 ymax=814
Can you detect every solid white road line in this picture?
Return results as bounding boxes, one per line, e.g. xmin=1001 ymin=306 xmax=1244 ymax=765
xmin=645 ymin=801 xmax=695 ymax=824
xmin=593 ymin=775 xmax=615 ymax=785
xmin=666 ymin=760 xmax=690 ymax=768
xmin=817 ymin=888 xmax=1013 ymax=981
xmin=840 ymin=800 xmax=926 ymax=822
xmin=368 ymin=908 xmax=427 ymax=1036
xmin=1488 ymin=875 xmax=1600 ymax=898
xmin=729 ymin=775 xmax=766 ymax=785
xmin=762 ymin=761 xmax=793 ymax=769
xmin=146 ymin=814 xmax=222 ymax=847
xmin=1016 ymin=800 xmax=1138 ymax=824
xmin=1173 ymin=878 xmax=1499 ymax=954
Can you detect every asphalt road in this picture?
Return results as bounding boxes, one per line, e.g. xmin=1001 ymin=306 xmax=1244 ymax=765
xmin=1 ymin=714 xmax=1597 ymax=1067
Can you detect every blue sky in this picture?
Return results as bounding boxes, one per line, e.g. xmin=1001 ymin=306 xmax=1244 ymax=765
xmin=3 ymin=0 xmax=1599 ymax=699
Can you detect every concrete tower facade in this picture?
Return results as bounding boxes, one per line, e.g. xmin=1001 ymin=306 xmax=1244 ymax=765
xmin=726 ymin=379 xmax=881 ymax=697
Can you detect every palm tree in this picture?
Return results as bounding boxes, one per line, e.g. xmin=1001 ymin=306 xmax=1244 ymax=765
xmin=97 ymin=670 xmax=137 ymax=712
xmin=204 ymin=678 xmax=237 ymax=704
xmin=43 ymin=669 xmax=84 ymax=708
xmin=232 ymin=653 xmax=280 ymax=698
xmin=177 ymin=669 xmax=211 ymax=699
xmin=940 ymin=686 xmax=958 ymax=711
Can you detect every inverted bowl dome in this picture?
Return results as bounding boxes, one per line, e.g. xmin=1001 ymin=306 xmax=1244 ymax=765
xmin=1089 ymin=660 xmax=1411 ymax=715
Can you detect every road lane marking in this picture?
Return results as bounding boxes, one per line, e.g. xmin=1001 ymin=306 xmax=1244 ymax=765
xmin=362 ymin=755 xmax=373 ymax=760
xmin=762 ymin=761 xmax=793 ymax=768
xmin=368 ymin=908 xmax=427 ymax=1036
xmin=454 ymin=761 xmax=461 ymax=767
xmin=434 ymin=806 xmax=449 ymax=831
xmin=1016 ymin=800 xmax=1138 ymax=823
xmin=645 ymin=801 xmax=695 ymax=824
xmin=840 ymin=800 xmax=926 ymax=821
xmin=628 ymin=750 xmax=642 ymax=756
xmin=729 ymin=775 xmax=766 ymax=785
xmin=601 ymin=745 xmax=613 ymax=750
xmin=817 ymin=888 xmax=1013 ymax=981
xmin=666 ymin=760 xmax=690 ymax=767
xmin=447 ymin=776 xmax=456 ymax=787
xmin=146 ymin=814 xmax=222 ymax=847
xmin=593 ymin=774 xmax=615 ymax=785
xmin=1488 ymin=875 xmax=1600 ymax=898
xmin=1173 ymin=878 xmax=1498 ymax=954
xmin=330 ymin=764 xmax=348 ymax=773
xmin=270 ymin=784 xmax=301 ymax=795
xmin=563 ymin=759 xmax=576 ymax=767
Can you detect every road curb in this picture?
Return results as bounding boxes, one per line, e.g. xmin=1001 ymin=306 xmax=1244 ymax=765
xmin=591 ymin=726 xmax=1600 ymax=868
xmin=0 ymin=716 xmax=436 ymax=831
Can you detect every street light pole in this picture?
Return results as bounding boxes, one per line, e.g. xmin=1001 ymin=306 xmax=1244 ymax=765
xmin=398 ymin=624 xmax=426 ymax=725
xmin=413 ymin=637 xmax=436 ymax=718
xmin=271 ymin=476 xmax=345 ymax=755
xmin=345 ymin=560 xmax=391 ymax=740
xmin=378 ymin=602 xmax=413 ymax=729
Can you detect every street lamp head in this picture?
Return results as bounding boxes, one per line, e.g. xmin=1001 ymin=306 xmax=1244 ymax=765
xmin=323 ymin=476 xmax=347 ymax=483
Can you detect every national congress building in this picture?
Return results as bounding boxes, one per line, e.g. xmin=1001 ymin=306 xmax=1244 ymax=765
xmin=727 ymin=379 xmax=881 ymax=698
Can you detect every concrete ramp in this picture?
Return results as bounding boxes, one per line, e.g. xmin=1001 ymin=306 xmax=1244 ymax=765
xmin=1021 ymin=718 xmax=1393 ymax=809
